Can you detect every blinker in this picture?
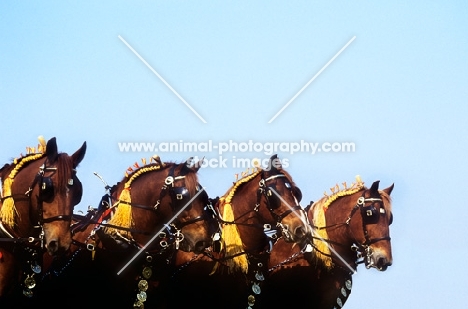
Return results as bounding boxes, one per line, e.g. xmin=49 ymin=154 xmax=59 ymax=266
xmin=171 ymin=186 xmax=191 ymax=209
xmin=40 ymin=177 xmax=54 ymax=202
xmin=173 ymin=187 xmax=189 ymax=200
xmin=361 ymin=204 xmax=380 ymax=225
xmin=266 ymin=186 xmax=281 ymax=209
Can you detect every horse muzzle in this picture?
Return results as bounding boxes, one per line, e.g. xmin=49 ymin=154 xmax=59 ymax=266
xmin=45 ymin=237 xmax=70 ymax=256
xmin=366 ymin=250 xmax=393 ymax=271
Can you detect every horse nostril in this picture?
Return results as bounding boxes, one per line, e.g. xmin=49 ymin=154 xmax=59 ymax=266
xmin=376 ymin=257 xmax=392 ymax=271
xmin=47 ymin=239 xmax=59 ymax=254
xmin=294 ymin=226 xmax=307 ymax=239
xmin=194 ymin=241 xmax=208 ymax=254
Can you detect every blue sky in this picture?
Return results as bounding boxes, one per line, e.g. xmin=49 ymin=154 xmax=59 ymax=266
xmin=1 ymin=1 xmax=467 ymax=307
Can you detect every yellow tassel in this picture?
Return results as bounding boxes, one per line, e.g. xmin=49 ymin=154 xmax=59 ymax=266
xmin=151 ymin=155 xmax=161 ymax=164
xmin=311 ymin=205 xmax=333 ymax=269
xmin=0 ymin=177 xmax=17 ymax=228
xmin=38 ymin=135 xmax=47 ymax=153
xmin=355 ymin=175 xmax=363 ymax=185
xmin=1 ymin=148 xmax=46 ymax=228
xmin=105 ymin=187 xmax=133 ymax=238
xmin=220 ymin=202 xmax=248 ymax=274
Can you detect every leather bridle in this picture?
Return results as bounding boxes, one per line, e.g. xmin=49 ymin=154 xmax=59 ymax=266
xmin=256 ymin=172 xmax=306 ymax=240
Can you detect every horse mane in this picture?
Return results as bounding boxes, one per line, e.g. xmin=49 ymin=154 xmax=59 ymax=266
xmin=277 ymin=168 xmax=301 ymax=194
xmin=54 ymin=153 xmax=75 ymax=194
xmin=310 ymin=178 xmax=365 ymax=270
xmin=115 ymin=160 xmax=200 ymax=197
xmin=378 ymin=189 xmax=392 ymax=214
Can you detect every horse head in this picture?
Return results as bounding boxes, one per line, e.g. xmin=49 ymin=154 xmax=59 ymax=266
xmin=104 ymin=156 xmax=212 ymax=255
xmin=167 ymin=157 xmax=212 ymax=254
xmin=309 ymin=178 xmax=394 ymax=272
xmin=261 ymin=154 xmax=310 ymax=243
xmin=0 ymin=137 xmax=86 ymax=256
xmin=218 ymin=154 xmax=310 ymax=274
xmin=355 ymin=181 xmax=394 ymax=271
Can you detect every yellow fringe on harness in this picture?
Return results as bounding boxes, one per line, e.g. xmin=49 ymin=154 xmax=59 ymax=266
xmin=105 ymin=163 xmax=164 ymax=239
xmin=220 ymin=201 xmax=248 ymax=274
xmin=311 ymin=175 xmax=365 ymax=269
xmin=216 ymin=167 xmax=262 ymax=274
xmin=1 ymin=177 xmax=16 ymax=228
xmin=1 ymin=151 xmax=45 ymax=228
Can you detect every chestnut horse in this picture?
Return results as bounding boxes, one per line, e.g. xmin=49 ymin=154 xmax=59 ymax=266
xmin=40 ymin=156 xmax=212 ymax=308
xmin=0 ymin=137 xmax=86 ymax=305
xmin=264 ymin=178 xmax=394 ymax=309
xmin=166 ymin=154 xmax=310 ymax=309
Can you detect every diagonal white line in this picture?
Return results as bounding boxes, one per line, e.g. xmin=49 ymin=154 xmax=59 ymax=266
xmin=117 ymin=186 xmax=207 ymax=275
xmin=311 ymin=228 xmax=357 ymax=274
xmin=268 ymin=36 xmax=356 ymax=124
xmin=270 ymin=187 xmax=310 ymax=227
xmin=270 ymin=188 xmax=356 ymax=274
xmin=118 ymin=35 xmax=207 ymax=124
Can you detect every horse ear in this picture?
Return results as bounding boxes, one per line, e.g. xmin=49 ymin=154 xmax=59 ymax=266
xmin=268 ymin=154 xmax=282 ymax=171
xmin=293 ymin=186 xmax=302 ymax=202
xmin=46 ymin=137 xmax=59 ymax=163
xmin=182 ymin=157 xmax=194 ymax=173
xmin=72 ymin=141 xmax=87 ymax=168
xmin=382 ymin=183 xmax=394 ymax=196
xmin=369 ymin=180 xmax=380 ymax=193
xmin=192 ymin=157 xmax=204 ymax=172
